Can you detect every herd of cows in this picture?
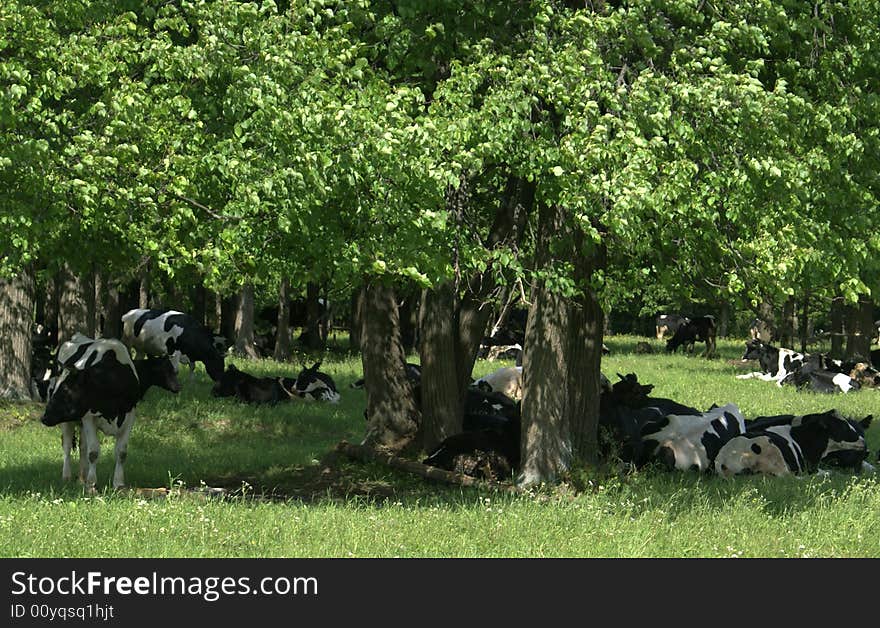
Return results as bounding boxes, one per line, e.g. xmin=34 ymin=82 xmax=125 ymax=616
xmin=25 ymin=306 xmax=879 ymax=491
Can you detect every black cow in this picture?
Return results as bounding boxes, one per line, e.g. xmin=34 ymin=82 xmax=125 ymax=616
xmin=666 ymin=315 xmax=716 ymax=357
xmin=292 ymin=362 xmax=340 ymax=402
xmin=121 ymin=308 xmax=225 ymax=381
xmin=211 ymin=364 xmax=299 ymax=404
xmin=655 ymin=314 xmax=687 ymax=340
xmin=41 ymin=335 xmax=180 ymax=492
xmin=715 ymin=410 xmax=873 ymax=476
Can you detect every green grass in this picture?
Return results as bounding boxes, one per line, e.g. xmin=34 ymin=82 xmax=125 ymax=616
xmin=1 ymin=336 xmax=879 ymax=557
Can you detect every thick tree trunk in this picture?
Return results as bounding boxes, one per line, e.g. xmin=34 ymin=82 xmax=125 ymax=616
xmin=717 ymin=300 xmax=730 ymax=338
xmin=102 ymin=280 xmax=121 ymax=339
xmin=58 ymin=264 xmax=92 ymax=344
xmin=273 ymin=276 xmax=292 ymax=361
xmin=35 ymin=271 xmax=59 ymax=336
xmin=779 ymin=297 xmax=796 ymax=348
xmin=349 ymin=288 xmax=364 ymax=352
xmin=518 ymin=202 xmax=572 ymax=486
xmin=220 ymin=294 xmax=236 ymax=342
xmin=830 ymin=295 xmax=845 ymax=359
xmin=299 ymin=281 xmax=324 ymax=350
xmin=361 ymin=281 xmax=419 ymax=452
xmin=419 ymin=282 xmax=463 ymax=452
xmin=0 ymin=267 xmax=35 ymax=400
xmin=398 ymin=286 xmax=420 ymax=355
xmin=846 ymin=294 xmax=873 ymax=361
xmin=233 ymin=284 xmax=260 ymax=359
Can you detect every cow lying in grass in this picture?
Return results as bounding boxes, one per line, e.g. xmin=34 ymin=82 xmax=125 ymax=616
xmin=736 ymin=339 xmax=864 ymax=393
xmin=211 ymin=364 xmax=299 ymax=404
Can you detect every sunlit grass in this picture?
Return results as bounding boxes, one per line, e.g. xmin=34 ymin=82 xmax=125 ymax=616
xmin=1 ymin=335 xmax=879 ymax=557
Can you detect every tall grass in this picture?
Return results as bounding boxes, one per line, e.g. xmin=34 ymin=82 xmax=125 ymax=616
xmin=1 ymin=336 xmax=879 ymax=557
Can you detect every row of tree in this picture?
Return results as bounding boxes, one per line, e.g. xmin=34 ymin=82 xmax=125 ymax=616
xmin=2 ymin=1 xmax=879 ymax=484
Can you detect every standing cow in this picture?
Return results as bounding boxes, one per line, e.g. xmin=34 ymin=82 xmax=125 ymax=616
xmin=655 ymin=314 xmax=687 ymax=341
xmin=121 ymin=308 xmax=225 ymax=381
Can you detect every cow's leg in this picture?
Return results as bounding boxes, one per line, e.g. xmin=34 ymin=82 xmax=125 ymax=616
xmin=80 ymin=416 xmax=100 ymax=493
xmin=61 ymin=423 xmax=75 ymax=482
xmin=112 ymin=412 xmax=135 ymax=489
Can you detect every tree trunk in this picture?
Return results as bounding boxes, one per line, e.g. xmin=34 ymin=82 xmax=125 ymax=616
xmin=349 ymin=288 xmax=364 ymax=352
xmin=419 ymin=282 xmax=463 ymax=452
xmin=299 ymin=281 xmax=324 ymax=350
xmin=58 ymin=264 xmax=92 ymax=344
xmin=361 ymin=281 xmax=419 ymax=452
xmin=102 ymin=280 xmax=121 ymax=339
xmin=519 ymin=202 xmax=572 ymax=486
xmin=192 ymin=285 xmax=208 ymax=327
xmin=220 ymin=294 xmax=236 ymax=342
xmin=779 ymin=297 xmax=795 ymax=348
xmin=36 ymin=271 xmax=59 ymax=337
xmin=830 ymin=295 xmax=845 ymax=359
xmin=846 ymin=294 xmax=873 ymax=361
xmin=233 ymin=284 xmax=260 ymax=359
xmin=718 ymin=300 xmax=730 ymax=338
xmin=398 ymin=286 xmax=420 ymax=355
xmin=0 ymin=267 xmax=35 ymax=400
xmin=798 ymin=295 xmax=810 ymax=354
xmin=273 ymin=276 xmax=292 ymax=361
xmin=138 ymin=262 xmax=150 ymax=309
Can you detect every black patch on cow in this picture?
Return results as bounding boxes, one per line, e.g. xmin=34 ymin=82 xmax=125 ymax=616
xmin=129 ymin=309 xmax=225 ymax=381
xmin=764 ymin=430 xmax=804 ymax=474
xmin=699 ymin=411 xmax=744 ymax=465
xmin=751 ymin=443 xmax=762 ymax=454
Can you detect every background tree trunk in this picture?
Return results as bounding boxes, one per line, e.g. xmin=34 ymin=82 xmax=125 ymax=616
xmin=779 ymin=297 xmax=796 ymax=348
xmin=717 ymin=300 xmax=730 ymax=338
xmin=299 ymin=281 xmax=324 ymax=350
xmin=192 ymin=284 xmax=207 ymax=327
xmin=58 ymin=264 xmax=92 ymax=344
xmin=102 ymin=280 xmax=121 ymax=339
xmin=273 ymin=276 xmax=292 ymax=361
xmin=846 ymin=294 xmax=873 ymax=360
xmin=138 ymin=261 xmax=150 ymax=309
xmin=419 ymin=282 xmax=462 ymax=452
xmin=220 ymin=294 xmax=236 ymax=343
xmin=361 ymin=281 xmax=419 ymax=452
xmin=0 ymin=267 xmax=35 ymax=400
xmin=798 ymin=295 xmax=810 ymax=353
xmin=349 ymin=288 xmax=364 ymax=352
xmin=830 ymin=295 xmax=845 ymax=359
xmin=233 ymin=284 xmax=260 ymax=359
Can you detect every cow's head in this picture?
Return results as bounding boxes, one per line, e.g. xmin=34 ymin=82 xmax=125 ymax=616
xmin=211 ymin=364 xmax=242 ymax=398
xmin=715 ymin=434 xmax=793 ymax=477
xmin=203 ymin=353 xmax=226 ymax=382
xmin=741 ymin=339 xmax=765 ymax=362
xmin=40 ymin=371 xmax=90 ymax=427
xmin=611 ymin=373 xmax=654 ymax=405
xmin=137 ymin=356 xmax=182 ymax=394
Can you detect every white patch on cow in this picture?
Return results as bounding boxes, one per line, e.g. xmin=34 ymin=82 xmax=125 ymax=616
xmin=298 ymin=381 xmax=340 ymax=403
xmin=57 ymin=336 xmax=138 ymax=381
xmin=122 ymin=309 xmax=186 ymax=358
xmin=831 ymin=372 xmax=856 ymax=393
xmin=70 ymin=410 xmax=136 ymax=492
xmin=475 ymin=366 xmax=523 ymax=401
xmin=644 ymin=403 xmax=746 ymax=472
xmin=715 ymin=434 xmax=794 ymax=477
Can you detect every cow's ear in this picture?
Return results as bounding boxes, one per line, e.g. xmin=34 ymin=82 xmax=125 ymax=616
xmin=311 ymin=362 xmax=321 ymax=371
xmin=861 ymin=415 xmax=873 ymax=429
xmin=616 ymin=373 xmax=625 ymax=381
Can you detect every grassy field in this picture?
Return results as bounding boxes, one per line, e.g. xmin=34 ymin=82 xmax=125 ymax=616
xmin=2 ymin=336 xmax=879 ymax=557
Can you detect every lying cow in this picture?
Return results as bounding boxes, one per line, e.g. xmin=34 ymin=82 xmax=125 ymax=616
xmin=779 ymin=360 xmax=860 ymax=394
xmin=41 ymin=334 xmax=180 ymax=492
xmin=715 ymin=410 xmax=873 ymax=477
xmin=640 ymin=402 xmax=747 ymax=472
xmin=666 ymin=315 xmax=716 ymax=357
xmin=736 ymin=339 xmax=806 ymax=385
xmin=598 ymin=373 xmax=700 ymax=464
xmin=655 ymin=314 xmax=687 ymax=341
xmin=474 ymin=365 xmax=522 ymax=401
xmin=292 ymin=362 xmax=340 ymax=402
xmin=211 ymin=364 xmax=299 ymax=404
xmin=121 ymin=308 xmax=225 ymax=381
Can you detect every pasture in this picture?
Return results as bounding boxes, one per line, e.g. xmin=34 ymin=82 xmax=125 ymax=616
xmin=2 ymin=336 xmax=879 ymax=558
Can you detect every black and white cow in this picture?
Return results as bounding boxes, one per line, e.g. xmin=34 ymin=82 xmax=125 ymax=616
xmin=474 ymin=365 xmax=523 ymax=401
xmin=121 ymin=308 xmax=225 ymax=381
xmin=715 ymin=410 xmax=873 ymax=477
xmin=736 ymin=339 xmax=806 ymax=385
xmin=292 ymin=362 xmax=340 ymax=402
xmin=598 ymin=373 xmax=700 ymax=464
xmin=655 ymin=314 xmax=687 ymax=340
xmin=640 ymin=403 xmax=747 ymax=472
xmin=666 ymin=315 xmax=716 ymax=357
xmin=40 ymin=335 xmax=180 ymax=492
xmin=779 ymin=359 xmax=861 ymax=394
xmin=211 ymin=364 xmax=299 ymax=404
